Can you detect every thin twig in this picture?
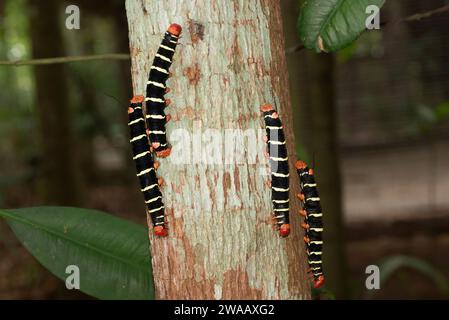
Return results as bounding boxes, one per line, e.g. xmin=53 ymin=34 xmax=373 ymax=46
xmin=289 ymin=3 xmax=449 ymax=53
xmin=402 ymin=4 xmax=449 ymax=23
xmin=0 ymin=53 xmax=130 ymax=66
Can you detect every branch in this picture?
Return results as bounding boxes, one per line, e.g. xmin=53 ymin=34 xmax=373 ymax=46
xmin=288 ymin=3 xmax=449 ymax=53
xmin=0 ymin=53 xmax=130 ymax=66
xmin=402 ymin=4 xmax=449 ymax=23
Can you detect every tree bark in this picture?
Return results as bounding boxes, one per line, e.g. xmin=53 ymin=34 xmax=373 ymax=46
xmin=29 ymin=0 xmax=81 ymax=206
xmin=126 ymin=0 xmax=310 ymax=299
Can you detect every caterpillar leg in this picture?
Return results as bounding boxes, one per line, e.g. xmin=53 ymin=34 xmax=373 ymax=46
xmin=156 ymin=146 xmax=172 ymax=158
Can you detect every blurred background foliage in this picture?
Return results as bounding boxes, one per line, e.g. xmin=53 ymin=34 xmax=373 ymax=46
xmin=1 ymin=0 xmax=449 ymax=299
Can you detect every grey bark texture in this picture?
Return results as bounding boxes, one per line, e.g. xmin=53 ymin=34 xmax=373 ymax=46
xmin=126 ymin=0 xmax=310 ymax=299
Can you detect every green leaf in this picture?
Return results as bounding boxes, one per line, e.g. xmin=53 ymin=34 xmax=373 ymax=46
xmin=298 ymin=0 xmax=386 ymax=52
xmin=0 ymin=206 xmax=153 ymax=300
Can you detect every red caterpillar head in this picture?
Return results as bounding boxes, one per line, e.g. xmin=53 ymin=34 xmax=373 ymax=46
xmin=260 ymin=104 xmax=275 ymax=113
xmin=168 ymin=23 xmax=182 ymax=36
xmin=154 ymin=226 xmax=168 ymax=237
xmin=313 ymin=275 xmax=325 ymax=289
xmin=295 ymin=160 xmax=307 ymax=170
xmin=279 ymin=223 xmax=290 ymax=237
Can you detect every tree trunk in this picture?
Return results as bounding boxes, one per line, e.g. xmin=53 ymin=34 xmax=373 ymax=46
xmin=29 ymin=0 xmax=81 ymax=206
xmin=126 ymin=0 xmax=310 ymax=299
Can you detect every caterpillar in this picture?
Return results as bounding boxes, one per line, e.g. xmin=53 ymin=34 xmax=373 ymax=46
xmin=295 ymin=160 xmax=325 ymax=288
xmin=260 ymin=104 xmax=290 ymax=237
xmin=128 ymin=95 xmax=167 ymax=237
xmin=145 ymin=23 xmax=182 ymax=158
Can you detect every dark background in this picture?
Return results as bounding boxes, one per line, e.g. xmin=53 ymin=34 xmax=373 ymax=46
xmin=1 ymin=0 xmax=449 ymax=299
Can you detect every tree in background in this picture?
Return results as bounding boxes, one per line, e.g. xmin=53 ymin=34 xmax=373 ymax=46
xmin=29 ymin=0 xmax=82 ymax=205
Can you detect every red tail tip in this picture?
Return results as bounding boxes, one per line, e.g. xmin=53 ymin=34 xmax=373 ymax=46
xmin=279 ymin=224 xmax=290 ymax=237
xmin=168 ymin=23 xmax=182 ymax=36
xmin=130 ymin=95 xmax=144 ymax=104
xmin=313 ymin=275 xmax=325 ymax=289
xmin=154 ymin=226 xmax=168 ymax=237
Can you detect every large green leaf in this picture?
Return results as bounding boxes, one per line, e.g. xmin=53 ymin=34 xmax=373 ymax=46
xmin=298 ymin=0 xmax=386 ymax=52
xmin=0 ymin=206 xmax=153 ymax=300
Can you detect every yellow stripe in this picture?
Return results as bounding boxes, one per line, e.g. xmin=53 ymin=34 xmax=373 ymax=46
xmin=272 ymin=172 xmax=289 ymax=178
xmin=268 ymin=140 xmax=286 ymax=145
xmin=160 ymin=44 xmax=175 ymax=52
xmin=273 ymin=199 xmax=289 ymax=204
xmin=130 ymin=134 xmax=146 ymax=142
xmin=148 ymin=130 xmax=165 ymax=135
xmin=137 ymin=168 xmax=153 ymax=176
xmin=147 ymin=80 xmax=165 ymax=88
xmin=151 ymin=66 xmax=168 ymax=74
xmin=146 ymin=114 xmax=166 ymax=119
xmin=270 ymin=156 xmax=288 ymax=161
xmin=145 ymin=196 xmax=162 ymax=204
xmin=156 ymin=53 xmax=171 ymax=63
xmin=141 ymin=184 xmax=158 ymax=192
xmin=128 ymin=118 xmax=145 ymax=126
xmin=145 ymin=97 xmax=165 ymax=103
xmin=308 ymin=213 xmax=323 ymax=217
xmin=148 ymin=205 xmax=164 ymax=213
xmin=133 ymin=151 xmax=150 ymax=160
xmin=303 ymin=183 xmax=317 ymax=188
xmin=272 ymin=186 xmax=289 ymax=192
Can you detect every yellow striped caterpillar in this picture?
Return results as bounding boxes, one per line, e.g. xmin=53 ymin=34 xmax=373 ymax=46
xmin=260 ymin=104 xmax=290 ymax=237
xmin=128 ymin=95 xmax=167 ymax=237
xmin=295 ymin=160 xmax=325 ymax=288
xmin=145 ymin=24 xmax=182 ymax=158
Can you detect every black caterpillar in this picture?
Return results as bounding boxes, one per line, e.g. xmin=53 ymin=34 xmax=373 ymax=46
xmin=145 ymin=23 xmax=182 ymax=158
xmin=128 ymin=95 xmax=167 ymax=237
xmin=295 ymin=160 xmax=325 ymax=288
xmin=260 ymin=104 xmax=290 ymax=237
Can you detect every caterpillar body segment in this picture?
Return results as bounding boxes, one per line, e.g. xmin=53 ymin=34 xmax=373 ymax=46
xmin=260 ymin=104 xmax=290 ymax=237
xmin=128 ymin=95 xmax=167 ymax=237
xmin=295 ymin=160 xmax=325 ymax=288
xmin=145 ymin=23 xmax=182 ymax=158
